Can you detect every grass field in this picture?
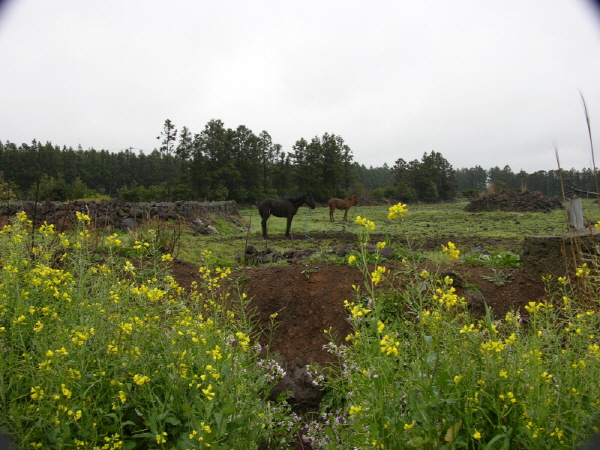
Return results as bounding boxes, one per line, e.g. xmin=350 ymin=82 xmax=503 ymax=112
xmin=178 ymin=199 xmax=600 ymax=267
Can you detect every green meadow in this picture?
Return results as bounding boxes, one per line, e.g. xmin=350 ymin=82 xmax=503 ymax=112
xmin=178 ymin=199 xmax=600 ymax=266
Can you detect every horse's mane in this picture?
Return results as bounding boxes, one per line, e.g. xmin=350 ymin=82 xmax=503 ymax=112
xmin=287 ymin=192 xmax=310 ymax=202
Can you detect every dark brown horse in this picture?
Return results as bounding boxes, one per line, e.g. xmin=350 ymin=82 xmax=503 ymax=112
xmin=258 ymin=192 xmax=316 ymax=238
xmin=328 ymin=195 xmax=359 ymax=221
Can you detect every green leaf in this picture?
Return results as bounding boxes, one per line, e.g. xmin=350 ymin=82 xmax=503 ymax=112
xmin=426 ymin=350 xmax=437 ymax=365
xmin=132 ymin=432 xmax=157 ymax=439
xmin=164 ymin=416 xmax=181 ymax=426
xmin=444 ymin=421 xmax=462 ymax=443
xmin=325 ymin=425 xmax=335 ymax=439
xmin=483 ymin=433 xmax=508 ymax=450
xmin=123 ymin=440 xmax=137 ymax=450
xmin=221 ymin=403 xmax=236 ymax=416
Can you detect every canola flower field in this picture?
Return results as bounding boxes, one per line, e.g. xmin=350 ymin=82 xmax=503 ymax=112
xmin=0 ymin=212 xmax=296 ymax=449
xmin=2 ymin=205 xmax=600 ymax=449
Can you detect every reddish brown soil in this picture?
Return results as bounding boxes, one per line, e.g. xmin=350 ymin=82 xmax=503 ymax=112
xmin=169 ymin=257 xmax=546 ymax=410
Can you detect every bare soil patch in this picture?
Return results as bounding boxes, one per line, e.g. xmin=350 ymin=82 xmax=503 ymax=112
xmin=169 ymin=256 xmax=546 ymax=411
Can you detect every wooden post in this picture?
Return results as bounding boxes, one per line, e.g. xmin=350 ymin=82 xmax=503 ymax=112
xmin=567 ymin=196 xmax=585 ymax=231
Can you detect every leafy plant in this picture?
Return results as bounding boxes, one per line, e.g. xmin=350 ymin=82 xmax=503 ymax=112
xmin=463 ymin=251 xmax=522 ymax=269
xmin=301 ymin=265 xmax=319 ymax=279
xmin=480 ymin=268 xmax=513 ymax=286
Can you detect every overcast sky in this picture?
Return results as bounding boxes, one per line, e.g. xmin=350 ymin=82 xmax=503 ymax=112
xmin=1 ymin=1 xmax=600 ymax=173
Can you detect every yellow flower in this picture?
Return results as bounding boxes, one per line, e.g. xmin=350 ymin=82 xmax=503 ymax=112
xmin=377 ymin=321 xmax=385 ymax=333
xmin=473 ymin=430 xmax=482 ymax=439
xmin=105 ymin=233 xmax=122 ymax=247
xmin=576 ymin=263 xmax=591 ymax=277
xmin=349 ymin=405 xmax=363 ymax=416
xmin=348 ymin=255 xmax=357 ymax=265
xmin=202 ymin=384 xmax=215 ymax=401
xmin=39 ymin=221 xmax=55 ymax=235
xmin=404 ymin=421 xmax=416 ymax=430
xmin=235 ymin=331 xmax=250 ymax=351
xmin=504 ymin=333 xmax=517 ymax=346
xmin=441 ymin=241 xmax=460 ymax=260
xmin=453 ymin=375 xmax=463 ymax=384
xmin=380 ymin=334 xmax=400 ymax=356
xmin=30 ymin=386 xmax=45 ymax=400
xmin=123 ymin=261 xmax=136 ymax=274
xmin=155 ymin=432 xmax=167 ymax=444
xmin=355 ymin=216 xmax=376 ymax=231
xmin=371 ymin=266 xmax=388 ymax=285
xmin=349 ymin=304 xmax=372 ymax=318
xmin=388 ymin=202 xmax=408 ymax=219
xmin=133 ymin=374 xmax=150 ymax=385
xmin=376 ymin=241 xmax=386 ymax=249
xmin=419 ymin=270 xmax=429 ymax=279
xmin=75 ymin=211 xmax=91 ymax=224
xmin=61 ymin=384 xmax=72 ymax=399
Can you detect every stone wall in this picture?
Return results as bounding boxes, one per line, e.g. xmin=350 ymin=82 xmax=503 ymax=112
xmin=0 ymin=199 xmax=239 ymax=232
xmin=521 ymin=230 xmax=600 ymax=280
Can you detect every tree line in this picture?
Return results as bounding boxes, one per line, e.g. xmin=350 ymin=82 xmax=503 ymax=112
xmin=0 ymin=119 xmax=597 ymax=203
xmin=455 ymin=165 xmax=599 ymax=198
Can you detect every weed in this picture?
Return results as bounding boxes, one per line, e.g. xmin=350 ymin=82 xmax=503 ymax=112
xmin=301 ymin=265 xmax=319 ymax=279
xmin=480 ymin=268 xmax=513 ymax=286
xmin=463 ymin=251 xmax=522 ymax=269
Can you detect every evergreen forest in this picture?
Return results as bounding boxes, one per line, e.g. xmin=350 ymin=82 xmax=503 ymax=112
xmin=0 ymin=119 xmax=597 ymax=203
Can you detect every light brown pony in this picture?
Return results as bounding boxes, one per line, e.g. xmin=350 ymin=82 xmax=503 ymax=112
xmin=328 ymin=195 xmax=359 ymax=222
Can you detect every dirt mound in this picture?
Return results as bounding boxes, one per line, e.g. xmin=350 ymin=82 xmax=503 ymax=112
xmin=464 ymin=190 xmax=564 ymax=213
xmin=169 ymin=259 xmax=546 ymax=411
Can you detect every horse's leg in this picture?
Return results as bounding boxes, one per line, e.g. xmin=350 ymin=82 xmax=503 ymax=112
xmin=343 ymin=207 xmax=349 ymax=221
xmin=285 ymin=215 xmax=293 ymax=238
xmin=261 ymin=215 xmax=269 ymax=238
xmin=329 ymin=204 xmax=335 ymax=222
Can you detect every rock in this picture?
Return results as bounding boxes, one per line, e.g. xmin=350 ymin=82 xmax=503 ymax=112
xmin=236 ymin=246 xmax=283 ymax=265
xmin=190 ymin=218 xmax=208 ymax=234
xmin=129 ymin=208 xmax=144 ymax=218
xmin=284 ymin=249 xmax=317 ymax=264
xmin=469 ymin=246 xmax=490 ymax=256
xmin=329 ymin=244 xmax=355 ymax=257
xmin=120 ymin=218 xmax=138 ymax=230
xmin=366 ymin=244 xmax=394 ymax=259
